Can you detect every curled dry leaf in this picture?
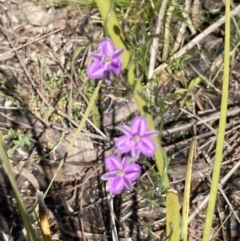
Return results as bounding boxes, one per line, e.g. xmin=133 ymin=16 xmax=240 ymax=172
xmin=37 ymin=130 xmax=110 ymax=181
xmin=102 ymin=96 xmax=138 ymax=126
xmin=13 ymin=166 xmax=40 ymax=190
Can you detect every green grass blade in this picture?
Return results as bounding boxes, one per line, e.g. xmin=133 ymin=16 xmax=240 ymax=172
xmin=0 ymin=132 xmax=38 ymax=241
xmin=202 ymin=0 xmax=230 ymax=240
xmin=166 ymin=188 xmax=180 ymax=241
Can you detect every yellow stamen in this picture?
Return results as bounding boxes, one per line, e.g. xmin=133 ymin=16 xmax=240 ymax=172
xmin=102 ymin=55 xmax=111 ymax=64
xmin=134 ymin=135 xmax=141 ymax=142
xmin=116 ymin=170 xmax=125 ymax=176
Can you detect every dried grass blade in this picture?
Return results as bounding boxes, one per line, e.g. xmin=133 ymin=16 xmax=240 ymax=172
xmin=182 ymin=139 xmax=195 ymax=241
xmin=0 ymin=132 xmax=38 ymax=241
xmin=37 ymin=190 xmax=52 ymax=241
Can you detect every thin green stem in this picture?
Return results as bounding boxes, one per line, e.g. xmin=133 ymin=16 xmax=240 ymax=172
xmin=202 ymin=0 xmax=230 ymax=239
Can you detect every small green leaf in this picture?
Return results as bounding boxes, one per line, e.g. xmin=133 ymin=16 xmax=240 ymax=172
xmin=175 ymin=88 xmax=188 ymax=94
xmin=188 ymin=77 xmax=201 ymax=89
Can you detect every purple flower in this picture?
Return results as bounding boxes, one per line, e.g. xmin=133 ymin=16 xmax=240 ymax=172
xmin=101 ymin=155 xmax=141 ymax=195
xmin=115 ymin=116 xmax=158 ymax=159
xmin=87 ymin=38 xmax=124 ymax=85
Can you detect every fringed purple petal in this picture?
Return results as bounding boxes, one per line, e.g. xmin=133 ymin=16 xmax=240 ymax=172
xmin=123 ymin=177 xmax=133 ymax=190
xmin=121 ymin=156 xmax=130 ymax=169
xmin=105 ymin=155 xmax=123 ymax=171
xmin=131 ymin=147 xmax=140 ymax=159
xmin=98 ymin=38 xmax=115 ymax=57
xmin=89 ymin=53 xmax=102 ymax=61
xmin=110 ymin=59 xmax=122 ymax=76
xmin=115 ymin=135 xmax=135 ymax=154
xmin=125 ymin=164 xmax=141 ymax=181
xmin=108 ymin=176 xmax=125 ymax=195
xmin=87 ymin=62 xmax=106 ymax=79
xmin=131 ymin=116 xmax=147 ymax=135
xmin=116 ymin=125 xmax=133 ymax=136
xmin=138 ymin=138 xmax=157 ymax=157
xmin=101 ymin=171 xmax=117 ymax=180
xmin=112 ymin=49 xmax=124 ymax=59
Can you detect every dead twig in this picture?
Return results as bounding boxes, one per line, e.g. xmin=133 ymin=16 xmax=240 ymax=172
xmin=161 ymin=107 xmax=240 ymax=138
xmin=148 ymin=0 xmax=168 ymax=79
xmin=188 ymin=161 xmax=240 ymax=223
xmin=154 ymin=4 xmax=240 ymax=75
